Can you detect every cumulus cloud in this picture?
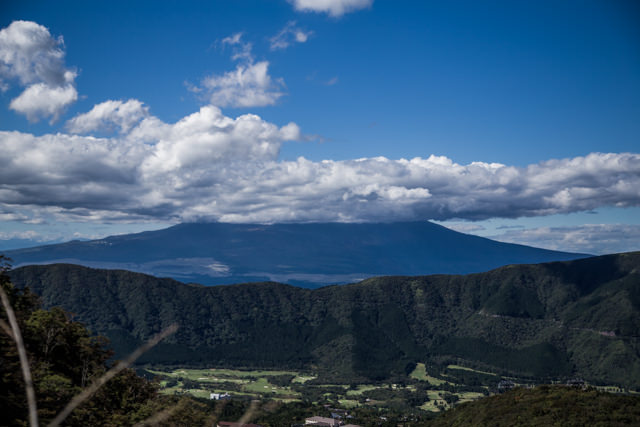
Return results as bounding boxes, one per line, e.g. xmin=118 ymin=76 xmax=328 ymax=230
xmin=0 ymin=20 xmax=77 ymax=122
xmin=194 ymin=33 xmax=285 ymax=108
xmin=1 ymin=100 xmax=639 ymax=226
xmin=9 ymin=82 xmax=77 ymax=123
xmin=289 ymin=0 xmax=373 ymax=16
xmin=270 ymin=21 xmax=312 ymax=50
xmin=201 ymin=61 xmax=285 ymax=108
xmin=489 ymin=224 xmax=640 ymax=255
xmin=66 ymin=99 xmax=150 ymax=134
xmin=0 ymin=104 xmax=301 ymax=220
xmin=0 ymin=20 xmax=70 ymax=87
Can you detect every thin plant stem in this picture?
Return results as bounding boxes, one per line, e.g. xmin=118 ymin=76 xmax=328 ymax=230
xmin=133 ymin=405 xmax=178 ymax=427
xmin=0 ymin=285 xmax=39 ymax=427
xmin=48 ymin=323 xmax=178 ymax=427
xmin=0 ymin=318 xmax=14 ymax=338
xmin=236 ymin=399 xmax=260 ymax=425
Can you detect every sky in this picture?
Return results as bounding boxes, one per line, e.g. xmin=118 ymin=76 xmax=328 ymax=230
xmin=0 ymin=0 xmax=639 ymax=255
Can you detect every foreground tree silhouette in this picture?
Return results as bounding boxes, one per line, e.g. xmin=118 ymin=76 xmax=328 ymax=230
xmin=0 ymin=256 xmax=176 ymax=426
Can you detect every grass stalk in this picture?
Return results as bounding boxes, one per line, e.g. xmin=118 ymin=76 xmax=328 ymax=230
xmin=48 ymin=323 xmax=178 ymax=427
xmin=0 ymin=285 xmax=39 ymax=427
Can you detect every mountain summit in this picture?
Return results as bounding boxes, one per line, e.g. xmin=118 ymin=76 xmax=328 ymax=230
xmin=6 ymin=221 xmax=587 ymax=287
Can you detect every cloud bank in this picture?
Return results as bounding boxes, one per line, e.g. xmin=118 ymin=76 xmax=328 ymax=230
xmin=1 ymin=101 xmax=638 ymax=225
xmin=490 ymin=224 xmax=640 ymax=255
xmin=0 ymin=20 xmax=77 ymax=122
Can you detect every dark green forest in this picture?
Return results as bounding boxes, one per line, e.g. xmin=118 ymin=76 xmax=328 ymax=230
xmin=3 ymin=254 xmax=640 ymax=426
xmin=0 ymin=262 xmax=214 ymax=426
xmin=429 ymin=385 xmax=640 ymax=427
xmin=3 ymin=282 xmax=640 ymax=427
xmin=8 ymin=252 xmax=640 ymax=388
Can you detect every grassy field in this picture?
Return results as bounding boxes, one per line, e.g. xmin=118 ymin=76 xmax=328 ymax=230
xmin=243 ymin=377 xmax=295 ymax=396
xmin=409 ymin=363 xmax=455 ymax=386
xmin=149 ymin=364 xmax=627 ymax=416
xmin=292 ymin=375 xmax=316 ymax=383
xmin=150 ymin=367 xmax=299 ymax=379
xmin=446 ymin=364 xmax=497 ymax=376
xmin=150 ymin=367 xmax=303 ymax=400
xmin=457 ymin=391 xmax=486 ymax=403
xmin=152 ymin=365 xmax=474 ymax=412
xmin=188 ymin=368 xmax=461 ymax=411
xmin=345 ymin=385 xmax=379 ymax=396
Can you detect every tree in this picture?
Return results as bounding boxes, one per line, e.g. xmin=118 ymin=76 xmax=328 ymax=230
xmin=0 ymin=257 xmax=159 ymax=426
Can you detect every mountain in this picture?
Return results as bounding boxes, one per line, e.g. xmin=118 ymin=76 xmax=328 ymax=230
xmin=8 ymin=252 xmax=640 ymax=387
xmin=5 ymin=221 xmax=587 ymax=287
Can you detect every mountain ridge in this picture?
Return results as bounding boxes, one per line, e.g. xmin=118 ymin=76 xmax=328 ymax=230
xmin=5 ymin=221 xmax=588 ymax=287
xmin=8 ymin=251 xmax=640 ymax=387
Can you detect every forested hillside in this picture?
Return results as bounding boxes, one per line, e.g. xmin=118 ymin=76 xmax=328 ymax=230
xmin=9 ymin=252 xmax=640 ymax=387
xmin=0 ymin=262 xmax=205 ymax=426
xmin=429 ymin=385 xmax=640 ymax=426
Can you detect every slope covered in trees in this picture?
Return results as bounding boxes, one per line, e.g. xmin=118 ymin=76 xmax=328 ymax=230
xmin=430 ymin=385 xmax=640 ymax=427
xmin=9 ymin=252 xmax=640 ymax=387
xmin=0 ymin=261 xmax=215 ymax=426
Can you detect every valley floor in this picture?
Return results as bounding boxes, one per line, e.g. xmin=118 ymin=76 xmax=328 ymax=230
xmin=146 ymin=363 xmax=635 ymax=416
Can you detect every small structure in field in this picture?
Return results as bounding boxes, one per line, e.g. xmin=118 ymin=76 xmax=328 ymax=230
xmin=304 ymin=416 xmax=341 ymax=426
xmin=210 ymin=392 xmax=231 ymax=400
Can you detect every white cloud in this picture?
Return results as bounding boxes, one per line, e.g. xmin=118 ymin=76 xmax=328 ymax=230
xmin=0 ymin=20 xmax=77 ymax=122
xmin=0 ymin=20 xmax=69 ymax=87
xmin=193 ymin=33 xmax=286 ymax=108
xmin=270 ymin=21 xmax=312 ymax=50
xmin=9 ymin=82 xmax=77 ymax=123
xmin=0 ymin=104 xmax=301 ymax=220
xmin=0 ymin=205 xmax=46 ymax=224
xmin=201 ymin=61 xmax=285 ymax=108
xmin=0 ymin=230 xmax=44 ymax=241
xmin=221 ymin=32 xmax=243 ymax=46
xmin=220 ymin=32 xmax=253 ymax=62
xmin=0 ymin=212 xmax=29 ymax=222
xmin=289 ymin=0 xmax=373 ymax=16
xmin=437 ymin=222 xmax=486 ymax=233
xmin=1 ymin=100 xmax=639 ymax=228
xmin=66 ymin=99 xmax=149 ymax=134
xmin=489 ymin=224 xmax=640 ymax=255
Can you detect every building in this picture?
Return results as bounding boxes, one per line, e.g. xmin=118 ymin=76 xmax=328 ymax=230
xmin=304 ymin=416 xmax=341 ymax=426
xmin=210 ymin=392 xmax=231 ymax=400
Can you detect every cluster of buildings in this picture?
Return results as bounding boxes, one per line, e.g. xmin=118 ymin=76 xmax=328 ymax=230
xmin=215 ymin=415 xmax=362 ymax=427
xmin=303 ymin=416 xmax=361 ymax=426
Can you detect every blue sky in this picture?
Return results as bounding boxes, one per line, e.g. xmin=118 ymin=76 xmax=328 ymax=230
xmin=1 ymin=0 xmax=639 ymax=254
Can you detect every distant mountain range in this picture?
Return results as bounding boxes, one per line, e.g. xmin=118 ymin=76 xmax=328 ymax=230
xmin=8 ymin=252 xmax=640 ymax=387
xmin=5 ymin=221 xmax=587 ymax=287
